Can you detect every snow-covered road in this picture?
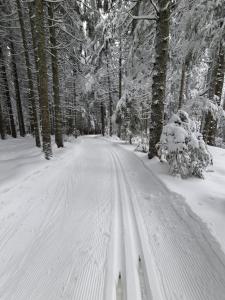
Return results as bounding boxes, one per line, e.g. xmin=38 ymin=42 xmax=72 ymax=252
xmin=0 ymin=137 xmax=225 ymax=300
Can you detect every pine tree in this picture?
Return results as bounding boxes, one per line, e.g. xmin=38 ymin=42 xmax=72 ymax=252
xmin=9 ymin=42 xmax=26 ymax=137
xmin=101 ymin=101 xmax=105 ymax=136
xmin=105 ymin=40 xmax=113 ymax=136
xmin=0 ymin=99 xmax=5 ymax=139
xmin=48 ymin=2 xmax=63 ymax=148
xmin=149 ymin=0 xmax=171 ymax=158
xmin=117 ymin=36 xmax=122 ymax=138
xmin=178 ymin=62 xmax=186 ymax=110
xmin=0 ymin=46 xmax=17 ymax=138
xmin=203 ymin=43 xmax=225 ymax=145
xmin=16 ymin=0 xmax=41 ymax=147
xmin=214 ymin=44 xmax=225 ymax=102
xmin=35 ymin=0 xmax=52 ymax=159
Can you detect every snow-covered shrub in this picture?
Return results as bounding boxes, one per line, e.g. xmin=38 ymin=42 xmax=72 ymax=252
xmin=134 ymin=137 xmax=148 ymax=153
xmin=159 ymin=110 xmax=212 ymax=178
xmin=135 ymin=142 xmax=148 ymax=153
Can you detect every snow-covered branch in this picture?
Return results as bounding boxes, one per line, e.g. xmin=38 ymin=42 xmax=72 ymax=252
xmin=128 ymin=12 xmax=157 ymax=21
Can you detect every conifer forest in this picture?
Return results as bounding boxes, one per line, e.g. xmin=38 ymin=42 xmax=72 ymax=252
xmin=0 ymin=1 xmax=225 ymax=299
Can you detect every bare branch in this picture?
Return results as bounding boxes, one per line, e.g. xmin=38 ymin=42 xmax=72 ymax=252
xmin=149 ymin=0 xmax=159 ymax=14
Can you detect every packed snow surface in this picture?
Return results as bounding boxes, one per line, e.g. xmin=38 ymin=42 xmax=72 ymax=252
xmin=0 ymin=136 xmax=225 ymax=300
xmin=134 ymin=145 xmax=225 ymax=254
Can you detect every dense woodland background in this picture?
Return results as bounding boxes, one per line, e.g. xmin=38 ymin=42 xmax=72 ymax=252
xmin=0 ymin=0 xmax=225 ymax=160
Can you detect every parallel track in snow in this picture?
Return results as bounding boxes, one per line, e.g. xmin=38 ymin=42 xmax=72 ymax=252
xmin=1 ymin=137 xmax=225 ymax=299
xmin=111 ymin=142 xmax=225 ymax=300
xmin=104 ymin=149 xmax=152 ymax=300
xmin=0 ymin=141 xmax=112 ymax=300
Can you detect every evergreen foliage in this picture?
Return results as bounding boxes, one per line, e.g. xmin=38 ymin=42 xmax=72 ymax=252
xmin=0 ymin=0 xmax=224 ymax=164
xmin=159 ymin=111 xmax=212 ymax=178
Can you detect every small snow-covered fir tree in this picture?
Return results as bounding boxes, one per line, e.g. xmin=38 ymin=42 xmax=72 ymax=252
xmin=159 ymin=110 xmax=212 ymax=178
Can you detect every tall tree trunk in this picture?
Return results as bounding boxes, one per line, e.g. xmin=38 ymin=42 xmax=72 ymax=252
xmin=10 ymin=42 xmax=26 ymax=137
xmin=203 ymin=111 xmax=217 ymax=145
xmin=203 ymin=44 xmax=225 ymax=145
xmin=119 ymin=38 xmax=122 ymax=101
xmin=148 ymin=0 xmax=170 ymax=158
xmin=215 ymin=44 xmax=225 ymax=105
xmin=117 ymin=36 xmax=122 ymax=138
xmin=28 ymin=2 xmax=39 ymax=76
xmin=178 ymin=62 xmax=186 ymax=110
xmin=74 ymin=79 xmax=77 ymax=131
xmin=0 ymin=46 xmax=17 ymax=138
xmin=16 ymin=0 xmax=41 ymax=147
xmin=106 ymin=41 xmax=113 ymax=136
xmin=203 ymin=53 xmax=216 ymax=144
xmin=101 ymin=102 xmax=105 ymax=136
xmin=35 ymin=0 xmax=52 ymax=159
xmin=215 ymin=44 xmax=225 ymax=142
xmin=28 ymin=1 xmax=41 ymax=103
xmin=48 ymin=2 xmax=63 ymax=147
xmin=49 ymin=102 xmax=55 ymax=135
xmin=0 ymin=100 xmax=6 ymax=139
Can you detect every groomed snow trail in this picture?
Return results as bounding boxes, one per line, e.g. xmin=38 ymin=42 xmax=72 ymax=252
xmin=0 ymin=137 xmax=225 ymax=300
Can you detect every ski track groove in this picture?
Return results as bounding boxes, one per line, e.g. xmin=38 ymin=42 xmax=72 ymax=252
xmin=1 ymin=138 xmax=225 ymax=300
xmin=104 ymin=148 xmax=152 ymax=300
xmin=103 ymin=150 xmax=124 ymax=300
xmin=113 ymin=144 xmax=225 ymax=300
xmin=111 ymin=150 xmax=127 ymax=300
xmin=137 ymin=186 xmax=225 ymax=300
xmin=0 ymin=141 xmax=112 ymax=300
xmin=113 ymin=149 xmax=152 ymax=300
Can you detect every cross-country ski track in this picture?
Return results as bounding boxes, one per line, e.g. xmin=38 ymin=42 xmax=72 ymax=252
xmin=0 ymin=136 xmax=225 ymax=300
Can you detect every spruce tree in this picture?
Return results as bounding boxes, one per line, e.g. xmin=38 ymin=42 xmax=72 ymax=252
xmin=35 ymin=0 xmax=52 ymax=159
xmin=149 ymin=0 xmax=171 ymax=158
xmin=0 ymin=99 xmax=5 ymax=140
xmin=0 ymin=46 xmax=17 ymax=138
xmin=16 ymin=0 xmax=41 ymax=147
xmin=48 ymin=2 xmax=63 ymax=148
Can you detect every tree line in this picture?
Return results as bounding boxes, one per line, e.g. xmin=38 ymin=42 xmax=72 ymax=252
xmin=0 ymin=0 xmax=225 ymax=159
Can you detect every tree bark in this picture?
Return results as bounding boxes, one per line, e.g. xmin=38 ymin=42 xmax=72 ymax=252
xmin=35 ymin=0 xmax=52 ymax=159
xmin=28 ymin=2 xmax=39 ymax=77
xmin=0 ymin=46 xmax=17 ymax=138
xmin=48 ymin=2 xmax=63 ymax=148
xmin=119 ymin=37 xmax=122 ymax=101
xmin=203 ymin=44 xmax=225 ymax=145
xmin=117 ymin=36 xmax=122 ymax=138
xmin=101 ymin=102 xmax=105 ymax=136
xmin=148 ymin=0 xmax=170 ymax=158
xmin=178 ymin=62 xmax=186 ymax=110
xmin=0 ymin=100 xmax=6 ymax=140
xmin=202 ymin=111 xmax=217 ymax=146
xmin=16 ymin=0 xmax=41 ymax=147
xmin=10 ymin=42 xmax=26 ymax=137
xmin=215 ymin=44 xmax=225 ymax=105
xmin=74 ymin=79 xmax=77 ymax=131
xmin=106 ymin=41 xmax=113 ymax=136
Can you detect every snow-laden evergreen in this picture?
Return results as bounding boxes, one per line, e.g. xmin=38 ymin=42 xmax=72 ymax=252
xmin=159 ymin=110 xmax=212 ymax=178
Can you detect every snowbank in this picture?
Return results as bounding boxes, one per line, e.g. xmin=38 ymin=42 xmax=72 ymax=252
xmin=0 ymin=135 xmax=80 ymax=193
xmin=122 ymin=142 xmax=225 ymax=253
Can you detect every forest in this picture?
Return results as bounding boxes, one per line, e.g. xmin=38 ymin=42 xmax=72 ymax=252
xmin=1 ymin=1 xmax=225 ymax=299
xmin=0 ymin=0 xmax=224 ymax=163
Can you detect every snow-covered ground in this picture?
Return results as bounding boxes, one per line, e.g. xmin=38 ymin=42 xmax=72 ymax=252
xmin=125 ymin=143 xmax=225 ymax=254
xmin=0 ymin=136 xmax=225 ymax=300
